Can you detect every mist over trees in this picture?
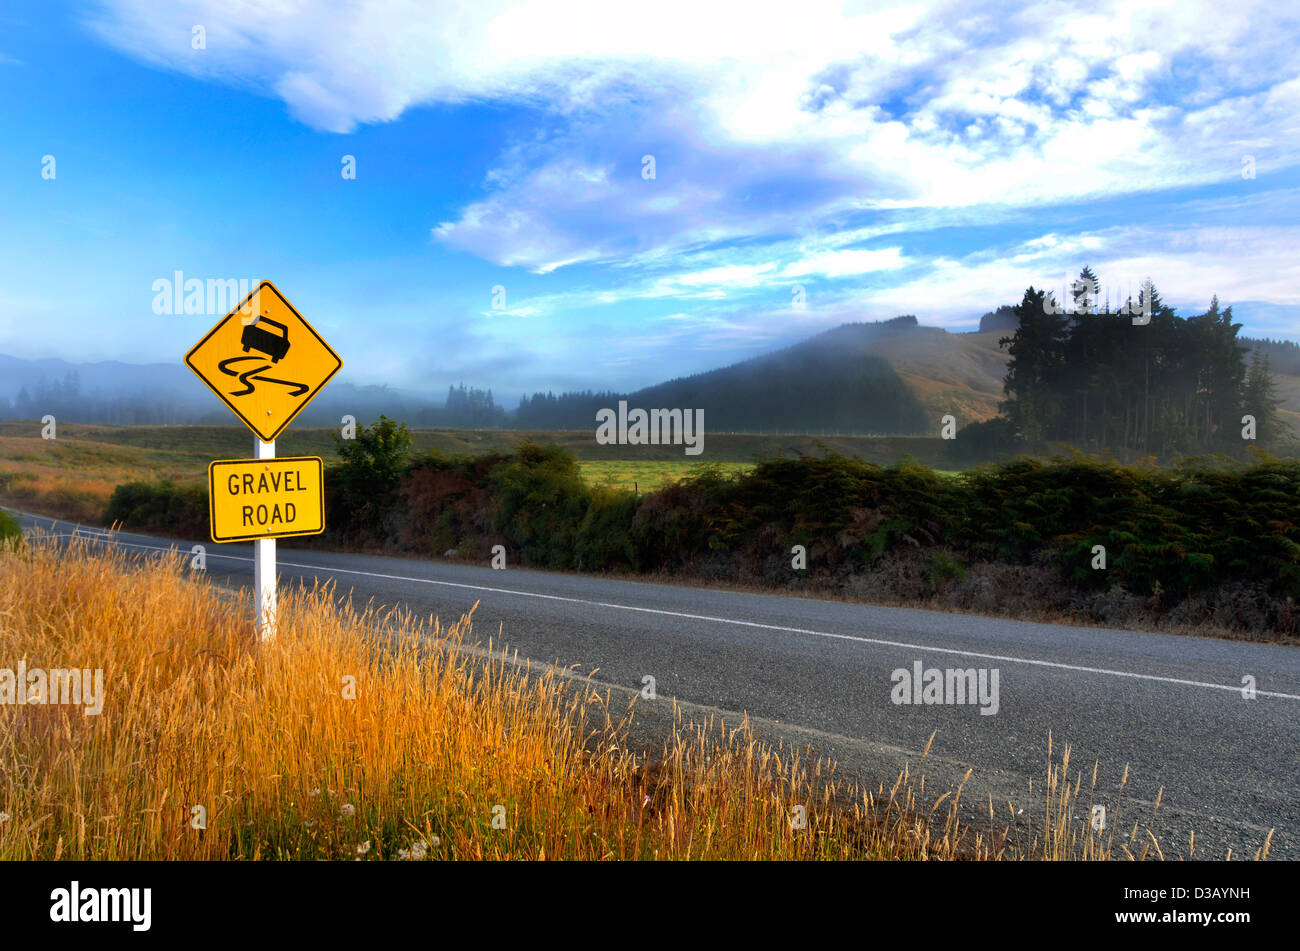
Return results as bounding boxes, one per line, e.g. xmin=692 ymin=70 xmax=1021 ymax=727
xmin=9 ymin=371 xmax=202 ymax=425
xmin=516 ymin=390 xmax=623 ymax=429
xmin=437 ymin=383 xmax=507 ymax=428
xmin=1245 ymin=337 xmax=1300 ymax=376
xmin=513 ymin=317 xmax=930 ymax=433
xmin=992 ymin=268 xmax=1291 ymax=456
xmin=978 ymin=305 xmax=1018 ymax=333
xmin=0 ymin=371 xmax=508 ymax=429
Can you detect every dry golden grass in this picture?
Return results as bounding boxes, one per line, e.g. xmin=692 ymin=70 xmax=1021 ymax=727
xmin=0 ymin=434 xmax=206 ymax=524
xmin=0 ymin=464 xmax=116 ymax=523
xmin=0 ymin=535 xmax=1252 ymax=861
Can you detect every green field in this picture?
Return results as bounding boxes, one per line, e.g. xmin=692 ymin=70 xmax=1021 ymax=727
xmin=576 ymin=460 xmax=959 ymax=492
xmin=579 ymin=459 xmax=755 ymax=492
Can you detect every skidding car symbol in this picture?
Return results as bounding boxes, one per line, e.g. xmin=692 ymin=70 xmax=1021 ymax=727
xmin=241 ymin=316 xmax=290 ymax=363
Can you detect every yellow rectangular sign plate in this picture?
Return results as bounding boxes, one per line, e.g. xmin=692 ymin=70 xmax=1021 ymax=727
xmin=207 ymin=456 xmax=324 ymax=543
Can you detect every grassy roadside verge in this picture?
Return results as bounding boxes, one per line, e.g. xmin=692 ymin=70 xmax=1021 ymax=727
xmin=0 ymin=536 xmax=1230 ymax=861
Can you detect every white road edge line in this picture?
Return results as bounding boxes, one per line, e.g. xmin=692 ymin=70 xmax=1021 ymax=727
xmin=29 ymin=524 xmax=1300 ymax=701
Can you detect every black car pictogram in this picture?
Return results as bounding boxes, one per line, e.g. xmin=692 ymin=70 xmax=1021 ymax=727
xmin=241 ymin=317 xmax=290 ymax=363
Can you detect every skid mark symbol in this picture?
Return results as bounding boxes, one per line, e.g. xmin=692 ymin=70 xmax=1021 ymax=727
xmin=217 ymin=356 xmax=309 ymax=397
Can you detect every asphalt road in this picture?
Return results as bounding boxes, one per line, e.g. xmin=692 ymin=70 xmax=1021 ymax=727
xmin=17 ymin=511 xmax=1300 ymax=860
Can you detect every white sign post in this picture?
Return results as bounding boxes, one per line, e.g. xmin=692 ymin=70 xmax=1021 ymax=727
xmin=253 ymin=437 xmax=277 ymax=640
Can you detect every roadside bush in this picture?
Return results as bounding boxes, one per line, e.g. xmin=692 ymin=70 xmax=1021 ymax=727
xmin=491 ymin=442 xmax=591 ymax=569
xmin=958 ymin=456 xmax=1144 ymax=562
xmin=329 ymin=415 xmax=412 ymax=544
xmin=956 ymin=454 xmax=1300 ymax=600
xmin=839 ymin=546 xmax=931 ymax=602
xmin=574 ymin=488 xmax=638 ymax=571
xmin=94 ymin=422 xmax=1300 ymax=636
xmin=630 ymin=476 xmax=717 ymax=570
xmin=103 ymin=480 xmax=208 ymax=537
xmin=948 ymin=560 xmax=1071 ymax=617
xmin=948 ymin=417 xmax=1023 ymax=464
xmin=925 ymin=550 xmax=966 ymax=594
xmin=0 ymin=508 xmax=20 ymax=545
xmin=404 ymin=451 xmax=505 ymax=554
xmin=707 ymin=455 xmax=954 ymax=574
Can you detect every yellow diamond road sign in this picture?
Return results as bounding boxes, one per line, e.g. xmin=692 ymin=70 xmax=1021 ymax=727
xmin=208 ymin=456 xmax=324 ymax=543
xmin=186 ymin=281 xmax=342 ymax=442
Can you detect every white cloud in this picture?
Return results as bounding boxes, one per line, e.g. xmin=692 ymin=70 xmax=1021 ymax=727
xmin=855 ymin=224 xmax=1300 ymax=321
xmin=783 ymin=248 xmax=909 ymax=279
xmin=89 ymin=1 xmax=1300 ymax=178
xmin=85 ymin=0 xmax=1300 ymax=321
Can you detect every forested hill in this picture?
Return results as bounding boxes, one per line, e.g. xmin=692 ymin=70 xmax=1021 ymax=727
xmin=631 ymin=317 xmax=929 ymax=432
xmin=516 ymin=316 xmax=930 ymax=433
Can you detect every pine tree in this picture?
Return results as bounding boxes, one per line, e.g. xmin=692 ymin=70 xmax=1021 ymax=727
xmin=1070 ymin=265 xmax=1100 ymax=315
xmin=999 ymin=286 xmax=1069 ymax=447
xmin=1242 ymin=350 xmax=1290 ymax=448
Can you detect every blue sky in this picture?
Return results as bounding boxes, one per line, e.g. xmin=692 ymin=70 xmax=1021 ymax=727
xmin=1 ymin=0 xmax=1298 ymax=403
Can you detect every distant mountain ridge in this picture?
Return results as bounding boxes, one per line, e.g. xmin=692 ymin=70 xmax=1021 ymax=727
xmin=5 ymin=311 xmax=1299 ymax=432
xmin=0 ymin=316 xmax=1029 ymax=432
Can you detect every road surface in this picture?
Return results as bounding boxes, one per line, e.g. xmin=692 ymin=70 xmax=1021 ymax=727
xmin=16 ymin=511 xmax=1300 ymax=859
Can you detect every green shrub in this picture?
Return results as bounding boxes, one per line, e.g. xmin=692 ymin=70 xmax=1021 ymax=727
xmin=0 ymin=508 xmax=20 ymax=546
xmin=925 ymin=550 xmax=966 ymax=593
xmin=947 ymin=417 xmax=1023 ymax=464
xmin=491 ymin=443 xmax=591 ymax=569
xmin=574 ymin=488 xmax=638 ymax=571
xmin=630 ymin=477 xmax=717 ymax=569
xmin=103 ymin=481 xmax=208 ymax=537
xmin=694 ymin=454 xmax=954 ymax=572
xmin=403 ymin=450 xmax=506 ymax=554
xmin=330 ymin=415 xmax=413 ymax=542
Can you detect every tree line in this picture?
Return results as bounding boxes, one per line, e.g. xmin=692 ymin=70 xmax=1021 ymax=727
xmin=991 ymin=267 xmax=1290 ymax=456
xmin=5 ymin=371 xmax=204 ymax=425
